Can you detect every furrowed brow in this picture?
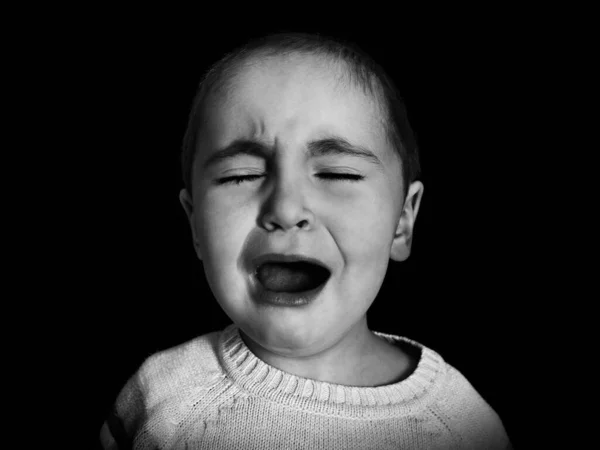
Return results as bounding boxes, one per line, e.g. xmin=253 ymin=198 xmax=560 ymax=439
xmin=307 ymin=137 xmax=383 ymax=168
xmin=202 ymin=139 xmax=270 ymax=170
xmin=202 ymin=136 xmax=383 ymax=169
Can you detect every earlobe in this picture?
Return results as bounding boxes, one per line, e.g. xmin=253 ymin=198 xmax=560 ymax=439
xmin=179 ymin=189 xmax=203 ymax=261
xmin=390 ymin=229 xmax=411 ymax=262
xmin=179 ymin=189 xmax=193 ymax=219
xmin=390 ymin=181 xmax=424 ymax=262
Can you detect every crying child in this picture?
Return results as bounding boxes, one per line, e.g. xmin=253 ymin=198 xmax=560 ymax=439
xmin=100 ymin=32 xmax=512 ymax=450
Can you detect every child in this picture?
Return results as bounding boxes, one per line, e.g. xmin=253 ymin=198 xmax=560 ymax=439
xmin=100 ymin=32 xmax=512 ymax=449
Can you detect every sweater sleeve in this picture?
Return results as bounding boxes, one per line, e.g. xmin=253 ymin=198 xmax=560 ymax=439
xmin=98 ymin=331 xmax=225 ymax=449
xmin=433 ymin=365 xmax=512 ymax=450
xmin=99 ymin=370 xmax=148 ymax=450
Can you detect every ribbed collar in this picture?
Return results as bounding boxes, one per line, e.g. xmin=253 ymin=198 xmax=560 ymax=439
xmin=218 ymin=324 xmax=445 ymax=419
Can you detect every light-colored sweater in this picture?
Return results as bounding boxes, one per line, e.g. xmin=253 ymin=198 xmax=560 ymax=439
xmin=100 ymin=324 xmax=511 ymax=449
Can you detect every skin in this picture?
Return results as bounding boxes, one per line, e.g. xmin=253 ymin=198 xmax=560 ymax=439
xmin=180 ymin=53 xmax=424 ymax=386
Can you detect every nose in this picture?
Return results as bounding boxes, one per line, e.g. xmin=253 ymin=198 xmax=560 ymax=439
xmin=260 ymin=175 xmax=314 ymax=232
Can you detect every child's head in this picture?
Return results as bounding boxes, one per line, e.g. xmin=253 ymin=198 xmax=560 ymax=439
xmin=179 ymin=32 xmax=423 ymax=358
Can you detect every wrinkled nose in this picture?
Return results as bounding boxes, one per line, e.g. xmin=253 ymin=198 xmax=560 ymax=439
xmin=260 ymin=177 xmax=314 ymax=232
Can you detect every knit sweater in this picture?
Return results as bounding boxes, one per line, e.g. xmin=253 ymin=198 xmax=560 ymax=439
xmin=100 ymin=324 xmax=511 ymax=449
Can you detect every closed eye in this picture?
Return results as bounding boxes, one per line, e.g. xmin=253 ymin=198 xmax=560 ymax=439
xmin=317 ymin=173 xmax=365 ymax=182
xmin=216 ymin=175 xmax=264 ymax=185
xmin=216 ymin=173 xmax=365 ymax=185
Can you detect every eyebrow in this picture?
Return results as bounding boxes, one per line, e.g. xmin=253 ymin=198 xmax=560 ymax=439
xmin=202 ymin=136 xmax=383 ymax=169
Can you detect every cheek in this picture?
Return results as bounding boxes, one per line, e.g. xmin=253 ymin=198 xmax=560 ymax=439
xmin=195 ymin=197 xmax=258 ymax=315
xmin=331 ymin=188 xmax=396 ymax=260
xmin=331 ymin=194 xmax=394 ymax=306
xmin=196 ymin=196 xmax=253 ymax=274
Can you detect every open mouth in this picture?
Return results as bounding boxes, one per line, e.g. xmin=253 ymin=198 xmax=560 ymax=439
xmin=255 ymin=261 xmax=331 ymax=293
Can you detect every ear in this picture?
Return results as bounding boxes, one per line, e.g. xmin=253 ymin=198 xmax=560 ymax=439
xmin=179 ymin=188 xmax=203 ymax=261
xmin=390 ymin=181 xmax=424 ymax=262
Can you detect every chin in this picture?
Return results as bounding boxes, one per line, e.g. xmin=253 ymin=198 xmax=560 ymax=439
xmin=242 ymin=315 xmax=328 ymax=354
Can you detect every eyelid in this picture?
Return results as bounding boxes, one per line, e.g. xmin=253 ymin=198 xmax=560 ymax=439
xmin=219 ymin=165 xmax=264 ymax=174
xmin=317 ymin=173 xmax=364 ymax=182
xmin=215 ymin=174 xmax=264 ymax=185
xmin=215 ymin=169 xmax=366 ymax=185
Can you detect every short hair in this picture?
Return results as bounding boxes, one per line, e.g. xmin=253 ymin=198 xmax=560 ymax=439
xmin=181 ymin=31 xmax=421 ymax=200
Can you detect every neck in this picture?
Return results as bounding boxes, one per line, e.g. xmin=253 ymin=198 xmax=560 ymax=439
xmin=238 ymin=319 xmax=403 ymax=387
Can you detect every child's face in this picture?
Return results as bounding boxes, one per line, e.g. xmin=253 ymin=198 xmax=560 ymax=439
xmin=182 ymin=54 xmax=415 ymax=356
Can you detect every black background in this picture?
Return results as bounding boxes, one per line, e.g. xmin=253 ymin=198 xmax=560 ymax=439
xmin=57 ymin=19 xmax=554 ymax=449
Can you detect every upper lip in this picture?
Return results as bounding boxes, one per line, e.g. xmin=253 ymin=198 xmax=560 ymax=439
xmin=250 ymin=253 xmax=331 ymax=274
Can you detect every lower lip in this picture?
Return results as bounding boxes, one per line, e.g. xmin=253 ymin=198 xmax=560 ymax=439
xmin=251 ymin=276 xmax=328 ymax=307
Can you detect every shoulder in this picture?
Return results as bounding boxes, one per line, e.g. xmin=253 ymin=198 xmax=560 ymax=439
xmin=139 ymin=329 xmax=223 ymax=393
xmin=429 ymin=362 xmax=512 ymax=450
xmin=136 ymin=328 xmax=225 ymax=407
xmin=101 ymin=329 xmax=226 ymax=449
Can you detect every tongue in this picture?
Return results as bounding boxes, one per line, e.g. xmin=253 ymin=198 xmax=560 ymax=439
xmin=256 ymin=262 xmax=327 ymax=292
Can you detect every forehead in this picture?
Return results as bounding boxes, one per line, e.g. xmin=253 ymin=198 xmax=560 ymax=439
xmin=200 ymin=53 xmax=391 ymax=155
